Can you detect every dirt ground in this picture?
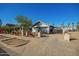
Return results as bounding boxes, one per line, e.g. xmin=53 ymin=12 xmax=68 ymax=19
xmin=0 ymin=48 xmax=9 ymax=56
xmin=0 ymin=32 xmax=79 ymax=56
xmin=20 ymin=32 xmax=79 ymax=56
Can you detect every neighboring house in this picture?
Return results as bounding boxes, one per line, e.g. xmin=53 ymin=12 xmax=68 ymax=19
xmin=6 ymin=24 xmax=16 ymax=27
xmin=53 ymin=27 xmax=63 ymax=34
xmin=32 ymin=21 xmax=55 ymax=34
xmin=61 ymin=27 xmax=77 ymax=33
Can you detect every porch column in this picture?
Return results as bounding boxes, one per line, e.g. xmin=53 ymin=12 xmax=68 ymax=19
xmin=38 ymin=32 xmax=41 ymax=37
xmin=47 ymin=26 xmax=50 ymax=34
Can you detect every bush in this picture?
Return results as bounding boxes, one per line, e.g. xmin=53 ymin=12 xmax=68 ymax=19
xmin=0 ymin=26 xmax=18 ymax=34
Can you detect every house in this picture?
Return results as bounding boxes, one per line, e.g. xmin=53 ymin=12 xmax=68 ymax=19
xmin=32 ymin=21 xmax=55 ymax=34
xmin=61 ymin=26 xmax=77 ymax=34
xmin=53 ymin=27 xmax=63 ymax=34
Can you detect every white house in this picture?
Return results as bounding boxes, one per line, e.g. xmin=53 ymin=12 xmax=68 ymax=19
xmin=61 ymin=26 xmax=77 ymax=34
xmin=32 ymin=21 xmax=55 ymax=34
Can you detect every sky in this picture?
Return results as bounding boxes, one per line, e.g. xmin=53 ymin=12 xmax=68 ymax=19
xmin=0 ymin=3 xmax=79 ymax=26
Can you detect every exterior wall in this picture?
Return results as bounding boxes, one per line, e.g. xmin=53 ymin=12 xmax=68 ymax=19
xmin=32 ymin=26 xmax=50 ymax=34
xmin=32 ymin=27 xmax=36 ymax=32
xmin=47 ymin=26 xmax=50 ymax=34
xmin=41 ymin=27 xmax=49 ymax=34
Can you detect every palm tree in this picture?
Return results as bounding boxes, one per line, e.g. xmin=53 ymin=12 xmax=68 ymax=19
xmin=76 ymin=21 xmax=79 ymax=31
xmin=72 ymin=22 xmax=74 ymax=30
xmin=67 ymin=22 xmax=70 ymax=28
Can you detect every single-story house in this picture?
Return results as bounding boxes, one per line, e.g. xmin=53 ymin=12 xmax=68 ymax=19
xmin=32 ymin=21 xmax=55 ymax=34
xmin=61 ymin=27 xmax=77 ymax=33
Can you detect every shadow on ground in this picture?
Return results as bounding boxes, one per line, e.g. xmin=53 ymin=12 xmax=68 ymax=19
xmin=0 ymin=48 xmax=9 ymax=56
xmin=70 ymin=38 xmax=77 ymax=41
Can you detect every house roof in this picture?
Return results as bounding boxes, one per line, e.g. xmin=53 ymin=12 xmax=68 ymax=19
xmin=32 ymin=21 xmax=41 ymax=27
xmin=6 ymin=24 xmax=16 ymax=27
xmin=32 ymin=20 xmax=55 ymax=28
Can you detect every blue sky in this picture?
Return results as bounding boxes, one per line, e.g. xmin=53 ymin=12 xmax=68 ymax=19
xmin=0 ymin=3 xmax=79 ymax=26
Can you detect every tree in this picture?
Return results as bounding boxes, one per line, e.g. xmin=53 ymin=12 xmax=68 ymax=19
xmin=16 ymin=16 xmax=32 ymax=31
xmin=0 ymin=19 xmax=2 ymax=26
xmin=61 ymin=22 xmax=65 ymax=28
xmin=72 ymin=22 xmax=74 ymax=30
xmin=76 ymin=22 xmax=79 ymax=31
xmin=67 ymin=22 xmax=70 ymax=28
